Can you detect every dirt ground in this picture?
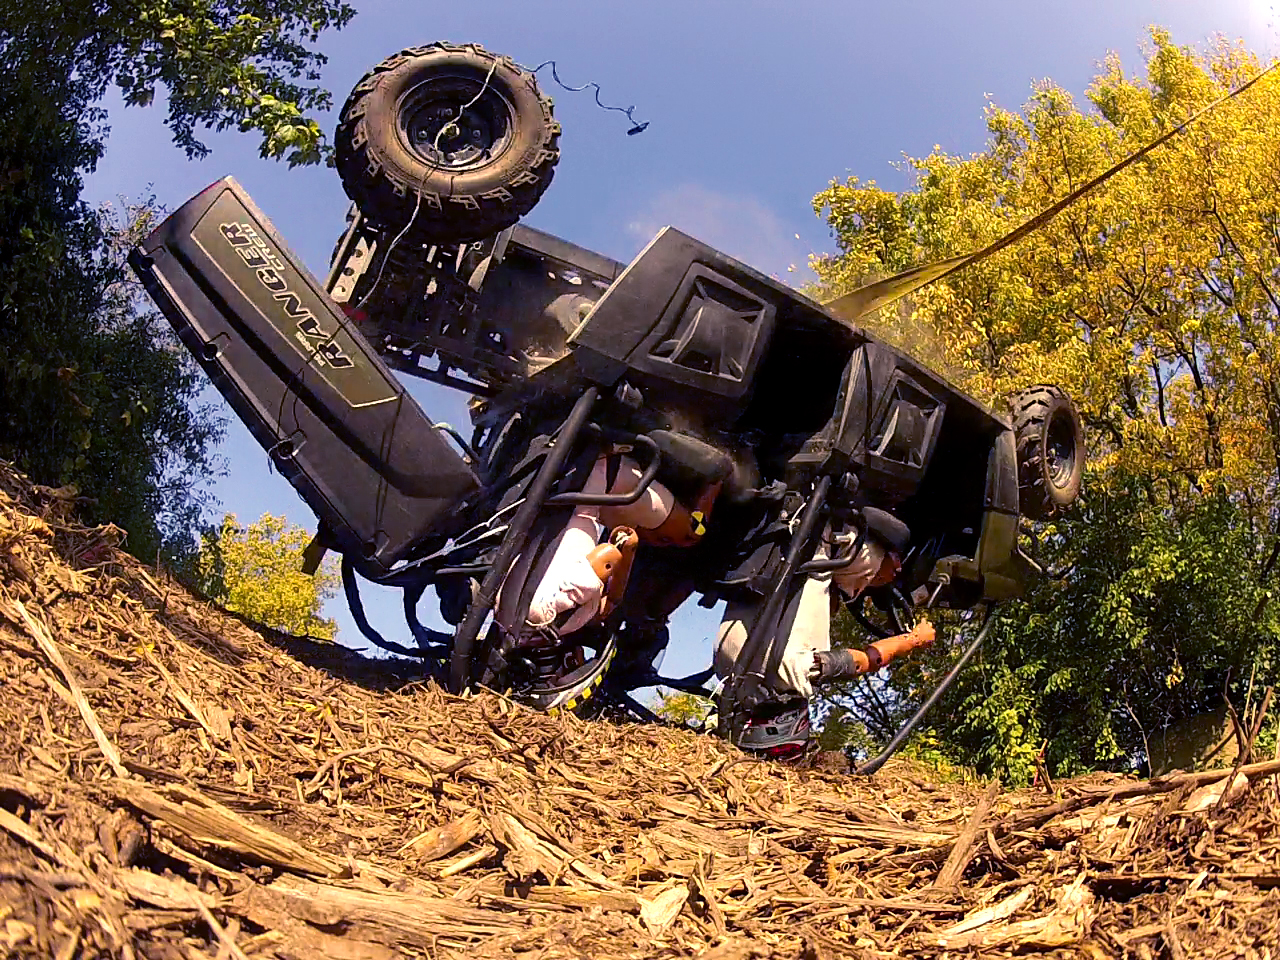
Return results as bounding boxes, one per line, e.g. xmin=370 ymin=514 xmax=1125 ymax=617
xmin=0 ymin=460 xmax=1278 ymax=959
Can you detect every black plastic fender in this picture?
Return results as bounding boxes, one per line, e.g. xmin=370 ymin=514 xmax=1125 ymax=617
xmin=129 ymin=177 xmax=480 ymax=574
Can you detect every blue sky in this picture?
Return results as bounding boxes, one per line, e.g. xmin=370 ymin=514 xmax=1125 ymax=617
xmin=83 ymin=0 xmax=1272 ymax=677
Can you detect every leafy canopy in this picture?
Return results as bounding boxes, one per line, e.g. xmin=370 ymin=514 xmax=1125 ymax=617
xmin=0 ymin=0 xmax=356 ymax=165
xmin=809 ymin=29 xmax=1280 ymax=781
xmin=654 ymin=690 xmax=713 ymax=728
xmin=0 ymin=0 xmax=352 ymax=562
xmin=0 ymin=51 xmax=223 ymax=561
xmin=811 ymin=29 xmax=1280 ymax=505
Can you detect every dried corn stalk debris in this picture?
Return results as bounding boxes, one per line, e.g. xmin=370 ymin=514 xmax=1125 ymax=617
xmin=0 ymin=459 xmax=1278 ymax=958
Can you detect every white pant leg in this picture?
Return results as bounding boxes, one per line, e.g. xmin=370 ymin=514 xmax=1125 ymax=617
xmin=713 ymin=526 xmax=887 ymax=700
xmin=832 ymin=539 xmax=884 ymax=598
xmin=772 ymin=575 xmax=833 ymax=698
xmin=497 ymin=458 xmax=607 ymax=638
xmin=713 ymin=609 xmax=748 ymax=685
xmin=498 ymin=455 xmax=675 ymax=638
xmin=715 ymin=573 xmax=831 ymax=701
xmin=524 ymin=514 xmax=606 ymax=636
xmin=768 ymin=536 xmax=886 ymax=693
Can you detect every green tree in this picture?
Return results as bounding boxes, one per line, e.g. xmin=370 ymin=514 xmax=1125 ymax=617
xmin=809 ymin=29 xmax=1280 ymax=780
xmin=195 ymin=512 xmax=341 ymax=639
xmin=0 ymin=0 xmax=353 ymax=561
xmin=0 ymin=54 xmax=223 ymax=561
xmin=823 ymin=490 xmax=1279 ymax=783
xmin=655 ymin=690 xmax=713 ymax=728
xmin=0 ymin=0 xmax=356 ymax=165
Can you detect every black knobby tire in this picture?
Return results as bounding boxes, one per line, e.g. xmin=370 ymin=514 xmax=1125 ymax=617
xmin=335 ymin=42 xmax=561 ymax=244
xmin=1010 ymin=384 xmax=1085 ymax=520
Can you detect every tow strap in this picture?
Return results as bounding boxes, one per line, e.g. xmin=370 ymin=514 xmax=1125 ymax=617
xmin=823 ymin=59 xmax=1280 ymax=324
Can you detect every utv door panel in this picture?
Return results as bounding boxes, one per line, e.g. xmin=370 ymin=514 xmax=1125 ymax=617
xmin=129 ymin=177 xmax=479 ymax=573
xmin=861 ymin=368 xmax=946 ymax=489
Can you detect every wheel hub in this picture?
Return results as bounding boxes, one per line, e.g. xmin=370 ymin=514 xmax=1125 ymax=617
xmin=1045 ymin=413 xmax=1078 ymax=488
xmin=400 ymin=75 xmax=514 ymax=172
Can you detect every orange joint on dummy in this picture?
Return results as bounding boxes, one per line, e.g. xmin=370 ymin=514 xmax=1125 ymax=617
xmin=584 ymin=526 xmax=639 ymax=621
xmin=811 ymin=621 xmax=937 ymax=684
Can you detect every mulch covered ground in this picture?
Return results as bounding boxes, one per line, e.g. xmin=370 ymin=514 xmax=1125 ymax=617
xmin=0 ymin=459 xmax=1278 ymax=959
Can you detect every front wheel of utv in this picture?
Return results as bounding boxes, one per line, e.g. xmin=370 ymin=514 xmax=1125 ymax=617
xmin=334 ymin=42 xmax=561 ymax=244
xmin=1010 ymin=384 xmax=1085 ymax=520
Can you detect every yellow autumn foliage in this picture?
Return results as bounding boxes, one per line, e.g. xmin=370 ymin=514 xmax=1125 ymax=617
xmin=654 ymin=690 xmax=712 ymax=728
xmin=810 ymin=28 xmax=1280 ymax=512
xmin=195 ymin=512 xmax=341 ymax=640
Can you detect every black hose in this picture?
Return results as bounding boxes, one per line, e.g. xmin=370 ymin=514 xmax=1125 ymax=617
xmin=448 ymin=387 xmax=599 ymax=692
xmin=403 ymin=582 xmax=453 ymax=651
xmin=855 ymin=604 xmax=997 ymax=775
xmin=797 ymin=528 xmax=865 ymax=574
xmin=342 ymin=556 xmax=433 ymax=659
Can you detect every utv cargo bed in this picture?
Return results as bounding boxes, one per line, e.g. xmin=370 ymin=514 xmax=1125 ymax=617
xmin=128 ymin=177 xmax=480 ymax=575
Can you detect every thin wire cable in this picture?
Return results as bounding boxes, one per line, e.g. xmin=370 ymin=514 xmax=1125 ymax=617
xmin=519 ymin=59 xmax=649 ymax=134
xmin=353 ymin=56 xmax=501 ymax=312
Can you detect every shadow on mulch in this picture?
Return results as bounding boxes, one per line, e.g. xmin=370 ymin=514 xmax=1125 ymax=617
xmin=248 ymin=620 xmax=435 ymax=695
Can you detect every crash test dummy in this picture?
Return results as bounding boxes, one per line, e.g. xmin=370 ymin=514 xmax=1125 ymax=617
xmin=496 ymin=453 xmax=934 ymax=755
xmin=714 ymin=506 xmax=935 ymax=759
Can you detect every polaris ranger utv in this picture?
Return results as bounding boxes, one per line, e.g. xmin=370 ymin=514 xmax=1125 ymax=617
xmin=128 ymin=43 xmax=1085 ymax=734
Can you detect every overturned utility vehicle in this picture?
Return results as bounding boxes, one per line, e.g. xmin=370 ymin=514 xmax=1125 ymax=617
xmin=129 ymin=43 xmax=1085 ymax=741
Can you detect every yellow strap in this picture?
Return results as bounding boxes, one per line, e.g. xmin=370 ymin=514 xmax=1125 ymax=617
xmin=823 ymin=60 xmax=1280 ymax=324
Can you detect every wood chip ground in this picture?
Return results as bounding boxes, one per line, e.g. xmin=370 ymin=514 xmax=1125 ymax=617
xmin=0 ymin=460 xmax=1277 ymax=958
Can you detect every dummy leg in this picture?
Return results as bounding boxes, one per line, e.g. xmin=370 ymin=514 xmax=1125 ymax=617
xmin=715 ymin=572 xmax=832 ymax=701
xmin=715 ymin=578 xmax=828 ymax=757
xmin=611 ymin=548 xmax=699 ymax=675
xmin=500 ymin=456 xmax=675 ymax=639
xmin=523 ymin=512 xmax=609 ymax=637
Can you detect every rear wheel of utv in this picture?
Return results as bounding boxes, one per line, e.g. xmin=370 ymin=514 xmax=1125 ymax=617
xmin=334 ymin=42 xmax=561 ymax=244
xmin=1010 ymin=385 xmax=1085 ymax=520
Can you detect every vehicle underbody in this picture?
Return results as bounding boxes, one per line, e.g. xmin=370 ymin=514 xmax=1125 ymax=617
xmin=129 ymin=42 xmax=1086 ymax=759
